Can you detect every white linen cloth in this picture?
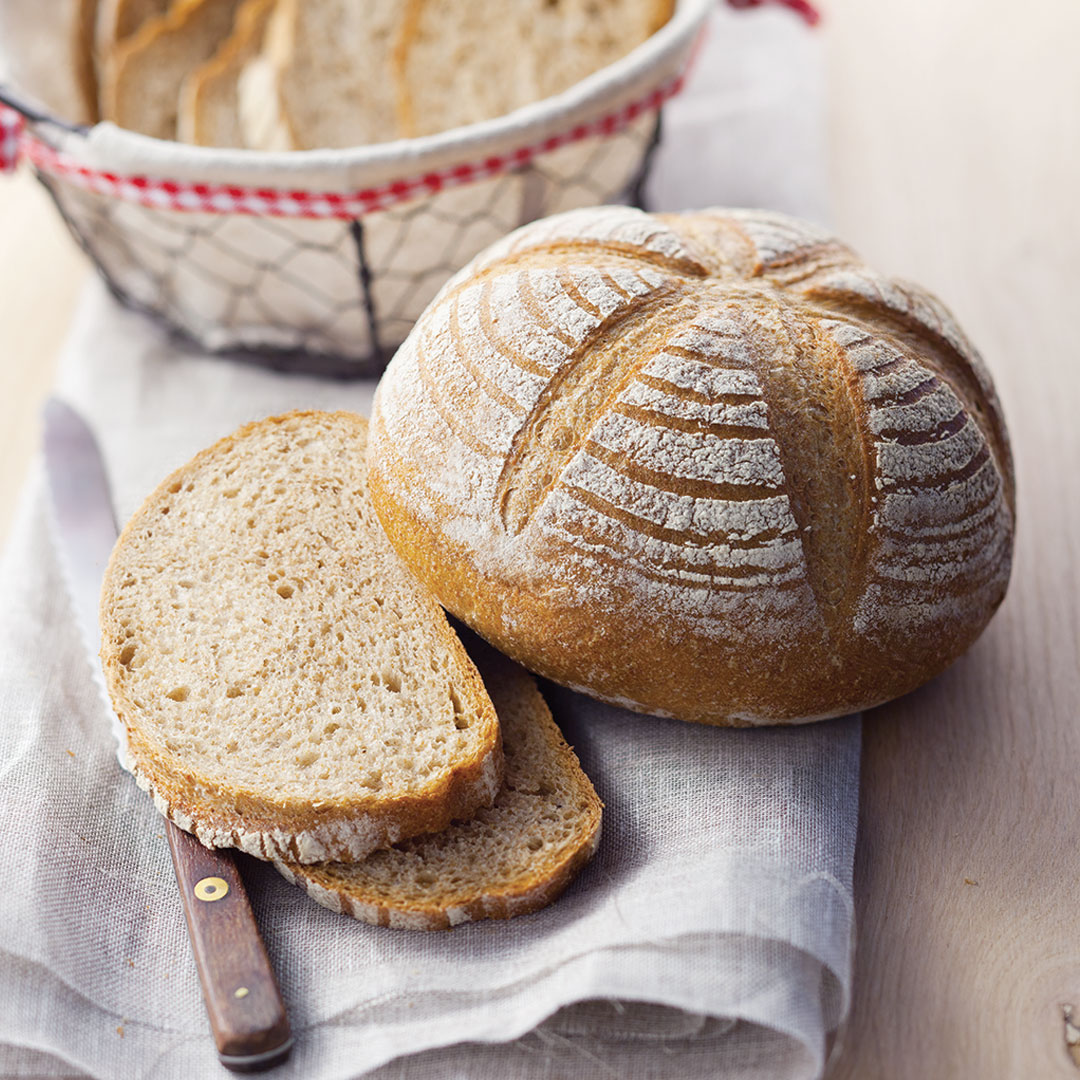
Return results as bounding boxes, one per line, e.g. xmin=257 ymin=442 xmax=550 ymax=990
xmin=0 ymin=7 xmax=860 ymax=1079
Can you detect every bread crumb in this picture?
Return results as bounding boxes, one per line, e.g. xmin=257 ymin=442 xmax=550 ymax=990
xmin=100 ymin=410 xmax=503 ymax=865
xmin=281 ymin=646 xmax=601 ymax=929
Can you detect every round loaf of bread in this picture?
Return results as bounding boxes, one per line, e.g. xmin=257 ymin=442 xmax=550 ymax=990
xmin=368 ymin=206 xmax=1015 ymax=724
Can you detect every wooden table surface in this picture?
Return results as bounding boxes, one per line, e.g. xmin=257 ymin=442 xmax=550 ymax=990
xmin=2 ymin=2 xmax=1077 ymax=1076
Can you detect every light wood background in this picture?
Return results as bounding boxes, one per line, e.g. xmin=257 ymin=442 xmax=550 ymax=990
xmin=1 ymin=1 xmax=1077 ymax=1076
xmin=823 ymin=1 xmax=1080 ymax=1077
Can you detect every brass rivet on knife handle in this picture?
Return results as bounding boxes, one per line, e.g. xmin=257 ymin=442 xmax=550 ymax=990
xmin=166 ymin=822 xmax=292 ymax=1072
xmin=194 ymin=876 xmax=229 ymax=902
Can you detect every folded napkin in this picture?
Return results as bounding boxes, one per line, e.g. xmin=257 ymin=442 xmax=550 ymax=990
xmin=0 ymin=8 xmax=859 ymax=1078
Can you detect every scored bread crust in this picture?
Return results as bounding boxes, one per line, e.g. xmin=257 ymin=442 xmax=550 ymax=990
xmin=100 ymin=411 xmax=504 ymax=863
xmin=368 ymin=206 xmax=1016 ymax=725
xmin=277 ymin=643 xmax=602 ymax=930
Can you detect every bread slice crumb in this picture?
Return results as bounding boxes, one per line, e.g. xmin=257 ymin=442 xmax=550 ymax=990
xmin=279 ymin=638 xmax=602 ymax=929
xmin=100 ymin=410 xmax=503 ymax=863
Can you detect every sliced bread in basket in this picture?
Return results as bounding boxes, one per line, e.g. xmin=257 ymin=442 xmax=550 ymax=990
xmin=178 ymin=0 xmax=277 ymax=147
xmin=278 ymin=639 xmax=603 ymax=930
xmin=244 ymin=0 xmax=674 ymax=150
xmin=102 ymin=0 xmax=245 ymax=139
xmin=95 ymin=0 xmax=170 ymax=57
xmin=93 ymin=0 xmax=168 ymax=115
xmin=99 ymin=411 xmax=504 ymax=864
xmin=245 ymin=0 xmax=403 ymax=151
xmin=395 ymin=0 xmax=675 ymax=138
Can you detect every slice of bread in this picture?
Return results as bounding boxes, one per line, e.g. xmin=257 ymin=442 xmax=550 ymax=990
xmin=73 ymin=0 xmax=101 ymax=124
xmin=278 ymin=639 xmax=602 ymax=929
xmin=395 ymin=0 xmax=675 ymax=138
xmin=94 ymin=0 xmax=169 ymax=117
xmin=102 ymin=0 xmax=244 ymax=139
xmin=99 ymin=411 xmax=504 ymax=863
xmin=250 ymin=0 xmax=409 ymax=150
xmin=96 ymin=0 xmax=171 ymax=53
xmin=529 ymin=0 xmax=675 ymax=100
xmin=178 ymin=0 xmax=277 ymax=147
xmin=234 ymin=45 xmax=296 ymax=151
xmin=390 ymin=0 xmax=538 ymax=140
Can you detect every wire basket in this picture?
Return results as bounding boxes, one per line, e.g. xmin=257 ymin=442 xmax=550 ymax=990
xmin=0 ymin=0 xmax=711 ymax=377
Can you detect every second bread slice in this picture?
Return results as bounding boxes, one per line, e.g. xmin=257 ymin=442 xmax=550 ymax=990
xmin=278 ymin=641 xmax=603 ymax=929
xmin=100 ymin=410 xmax=504 ymax=863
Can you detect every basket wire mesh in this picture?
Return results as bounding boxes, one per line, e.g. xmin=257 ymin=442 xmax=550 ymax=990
xmin=32 ymin=113 xmax=664 ymax=378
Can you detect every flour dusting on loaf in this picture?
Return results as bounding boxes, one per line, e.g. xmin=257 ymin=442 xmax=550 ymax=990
xmin=370 ymin=206 xmax=1015 ymax=724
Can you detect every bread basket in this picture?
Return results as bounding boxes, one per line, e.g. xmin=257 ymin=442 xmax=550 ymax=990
xmin=0 ymin=0 xmax=717 ymax=376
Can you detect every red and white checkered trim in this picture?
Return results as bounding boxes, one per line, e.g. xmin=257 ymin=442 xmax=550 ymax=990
xmin=8 ymin=76 xmax=682 ymax=220
xmin=0 ymin=105 xmax=24 ymax=173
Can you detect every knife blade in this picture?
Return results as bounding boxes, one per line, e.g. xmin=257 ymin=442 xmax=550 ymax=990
xmin=42 ymin=397 xmax=292 ymax=1072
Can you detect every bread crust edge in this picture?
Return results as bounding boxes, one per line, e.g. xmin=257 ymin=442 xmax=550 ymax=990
xmin=277 ymin=821 xmax=601 ymax=930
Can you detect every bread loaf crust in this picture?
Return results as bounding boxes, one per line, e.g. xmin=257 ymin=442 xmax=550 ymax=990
xmin=369 ymin=207 xmax=1015 ymax=724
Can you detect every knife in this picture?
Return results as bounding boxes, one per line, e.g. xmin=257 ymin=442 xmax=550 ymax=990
xmin=42 ymin=397 xmax=292 ymax=1073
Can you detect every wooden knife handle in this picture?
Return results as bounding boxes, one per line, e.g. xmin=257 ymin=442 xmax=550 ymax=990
xmin=166 ymin=822 xmax=292 ymax=1072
